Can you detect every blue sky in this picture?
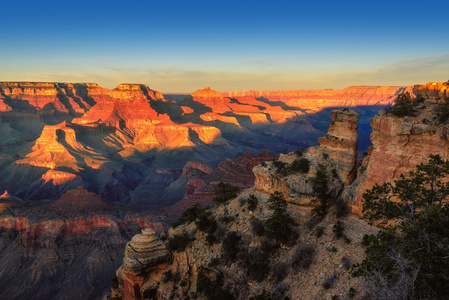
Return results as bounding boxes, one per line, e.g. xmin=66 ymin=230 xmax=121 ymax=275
xmin=1 ymin=0 xmax=448 ymax=92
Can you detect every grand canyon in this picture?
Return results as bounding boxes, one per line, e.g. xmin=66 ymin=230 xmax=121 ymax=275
xmin=0 ymin=80 xmax=448 ymax=299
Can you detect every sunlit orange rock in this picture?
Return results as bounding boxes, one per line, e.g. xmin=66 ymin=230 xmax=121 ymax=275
xmin=223 ymin=86 xmax=412 ymax=112
xmin=413 ymin=81 xmax=449 ymax=102
xmin=343 ymin=82 xmax=449 ymax=216
xmin=41 ymin=170 xmax=80 ymax=185
xmin=0 ymin=94 xmax=12 ymax=112
xmin=16 ymin=121 xmax=108 ymax=170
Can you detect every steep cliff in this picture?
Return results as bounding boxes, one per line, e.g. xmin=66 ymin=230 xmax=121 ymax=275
xmin=169 ymin=150 xmax=279 ymax=217
xmin=253 ymin=109 xmax=359 ymax=210
xmin=223 ymin=86 xmax=412 ymax=112
xmin=343 ymin=81 xmax=449 ymax=216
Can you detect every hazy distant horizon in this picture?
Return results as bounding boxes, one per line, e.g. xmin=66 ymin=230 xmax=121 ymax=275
xmin=2 ymin=0 xmax=448 ymax=93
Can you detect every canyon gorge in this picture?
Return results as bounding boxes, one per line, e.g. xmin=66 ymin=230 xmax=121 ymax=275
xmin=1 ymin=80 xmax=439 ymax=299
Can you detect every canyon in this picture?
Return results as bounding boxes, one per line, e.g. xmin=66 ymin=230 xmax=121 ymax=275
xmin=108 ymin=81 xmax=449 ymax=299
xmin=0 ymin=81 xmax=418 ymax=299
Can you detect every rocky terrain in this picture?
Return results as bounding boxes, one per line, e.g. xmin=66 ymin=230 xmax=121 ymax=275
xmin=108 ymin=81 xmax=449 ymax=300
xmin=108 ymin=108 xmax=372 ymax=300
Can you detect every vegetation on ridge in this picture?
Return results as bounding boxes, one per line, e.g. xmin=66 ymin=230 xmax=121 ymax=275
xmin=352 ymin=155 xmax=449 ymax=299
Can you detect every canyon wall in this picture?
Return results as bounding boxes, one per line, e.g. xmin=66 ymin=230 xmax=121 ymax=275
xmin=0 ymin=188 xmax=167 ymax=299
xmin=343 ymin=81 xmax=449 ymax=216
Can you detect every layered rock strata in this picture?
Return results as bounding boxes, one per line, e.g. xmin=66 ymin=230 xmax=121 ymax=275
xmin=122 ymin=228 xmax=171 ymax=274
xmin=115 ymin=228 xmax=171 ymax=299
xmin=343 ymin=82 xmax=449 ymax=216
xmin=223 ymin=86 xmax=412 ymax=112
xmin=254 ymin=109 xmax=359 ymax=210
xmin=171 ymin=150 xmax=279 ymax=216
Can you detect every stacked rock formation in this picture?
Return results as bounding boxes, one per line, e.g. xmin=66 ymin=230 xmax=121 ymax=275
xmin=122 ymin=228 xmax=171 ymax=274
xmin=253 ymin=109 xmax=359 ymax=210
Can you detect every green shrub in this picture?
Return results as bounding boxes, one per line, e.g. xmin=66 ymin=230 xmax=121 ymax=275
xmin=172 ymin=203 xmax=205 ymax=228
xmin=247 ymin=194 xmax=258 ymax=211
xmin=272 ymin=262 xmax=289 ymax=282
xmin=352 ymin=155 xmax=449 ymax=299
xmin=437 ymin=102 xmax=449 ymax=122
xmin=218 ymin=215 xmax=235 ymax=224
xmin=292 ymin=244 xmax=315 ymax=271
xmin=196 ymin=269 xmax=235 ymax=300
xmin=347 ymin=287 xmax=356 ymax=299
xmin=247 ymin=248 xmax=270 ymax=282
xmin=213 ymin=182 xmax=239 ymax=205
xmin=290 ymin=157 xmax=310 ymax=174
xmin=322 ymin=273 xmax=337 ymax=290
xmin=162 ymin=270 xmax=181 ymax=284
xmin=311 ymin=164 xmax=332 ymax=218
xmin=265 ymin=191 xmax=297 ymax=245
xmin=334 ymin=199 xmax=349 ymax=218
xmin=342 ymin=256 xmax=351 ymax=270
xmin=315 ymin=226 xmax=324 ymax=238
xmin=273 ymin=160 xmax=289 ymax=176
xmin=332 ymin=221 xmax=344 ymax=239
xmin=385 ymin=92 xmax=417 ymax=117
xmin=221 ymin=231 xmax=241 ymax=262
xmin=295 ymin=148 xmax=305 ymax=157
xmin=195 ymin=213 xmax=218 ymax=244
xmin=250 ymin=216 xmax=265 ymax=236
xmin=167 ymin=231 xmax=194 ymax=252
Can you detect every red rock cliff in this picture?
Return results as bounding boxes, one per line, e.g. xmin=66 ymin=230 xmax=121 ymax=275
xmin=223 ymin=86 xmax=412 ymax=112
xmin=343 ymin=81 xmax=449 ymax=216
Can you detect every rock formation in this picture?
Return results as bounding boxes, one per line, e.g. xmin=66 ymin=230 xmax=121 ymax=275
xmin=223 ymin=86 xmax=411 ymax=112
xmin=253 ymin=109 xmax=359 ymax=210
xmin=413 ymin=81 xmax=448 ymax=102
xmin=343 ymin=82 xmax=449 ymax=216
xmin=170 ymin=150 xmax=279 ymax=216
xmin=46 ymin=186 xmax=111 ymax=213
xmin=113 ymin=228 xmax=171 ymax=299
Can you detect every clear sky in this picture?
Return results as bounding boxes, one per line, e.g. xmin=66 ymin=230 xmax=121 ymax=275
xmin=1 ymin=0 xmax=448 ymax=93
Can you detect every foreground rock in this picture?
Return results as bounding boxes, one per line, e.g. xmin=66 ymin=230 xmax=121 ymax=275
xmin=254 ymin=109 xmax=359 ymax=211
xmin=344 ymin=81 xmax=449 ymax=216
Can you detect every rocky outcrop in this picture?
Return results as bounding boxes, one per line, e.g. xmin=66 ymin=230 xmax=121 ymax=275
xmin=170 ymin=150 xmax=279 ymax=216
xmin=413 ymin=81 xmax=448 ymax=102
xmin=254 ymin=109 xmax=359 ymax=210
xmin=343 ymin=85 xmax=449 ymax=216
xmin=223 ymin=86 xmax=412 ymax=112
xmin=114 ymin=228 xmax=171 ymax=299
xmin=122 ymin=228 xmax=171 ymax=273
